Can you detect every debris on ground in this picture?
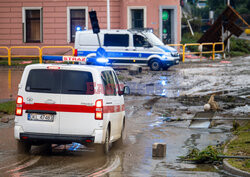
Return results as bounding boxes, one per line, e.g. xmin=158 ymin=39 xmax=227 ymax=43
xmin=152 ymin=143 xmax=167 ymax=158
xmin=207 ymin=94 xmax=220 ymax=111
xmin=179 ymin=145 xmax=223 ymax=164
xmin=0 ymin=117 xmax=9 ymax=123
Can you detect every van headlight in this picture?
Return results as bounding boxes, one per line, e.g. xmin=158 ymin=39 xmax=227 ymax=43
xmin=171 ymin=52 xmax=179 ymax=57
xmin=162 ymin=53 xmax=171 ymax=59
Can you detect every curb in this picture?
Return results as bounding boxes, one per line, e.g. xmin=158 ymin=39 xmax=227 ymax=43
xmin=223 ymin=159 xmax=250 ymax=177
xmin=223 ymin=136 xmax=250 ymax=177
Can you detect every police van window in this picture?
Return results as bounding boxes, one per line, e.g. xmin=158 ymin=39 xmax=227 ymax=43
xmin=62 ymin=71 xmax=94 ymax=95
xmin=26 ymin=69 xmax=61 ymax=93
xmin=133 ymin=35 xmax=146 ymax=47
xmin=104 ymin=34 xmax=129 ymax=47
xmin=101 ymin=71 xmax=116 ymax=96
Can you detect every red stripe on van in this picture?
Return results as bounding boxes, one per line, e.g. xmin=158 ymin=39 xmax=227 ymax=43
xmin=23 ymin=103 xmax=95 ymax=113
xmin=23 ymin=103 xmax=125 ymax=113
xmin=103 ymin=105 xmax=121 ymax=113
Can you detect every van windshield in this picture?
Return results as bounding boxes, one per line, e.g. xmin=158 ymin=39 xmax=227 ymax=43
xmin=26 ymin=69 xmax=94 ymax=95
xmin=143 ymin=32 xmax=164 ymax=46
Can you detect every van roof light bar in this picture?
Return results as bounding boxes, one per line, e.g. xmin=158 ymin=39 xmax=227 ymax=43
xmin=128 ymin=28 xmax=154 ymax=33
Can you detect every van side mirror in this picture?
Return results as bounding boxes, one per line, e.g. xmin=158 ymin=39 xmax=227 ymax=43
xmin=118 ymin=86 xmax=130 ymax=95
xmin=123 ymin=86 xmax=130 ymax=95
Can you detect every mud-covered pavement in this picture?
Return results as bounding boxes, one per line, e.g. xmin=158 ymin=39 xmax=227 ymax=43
xmin=0 ymin=56 xmax=249 ymax=176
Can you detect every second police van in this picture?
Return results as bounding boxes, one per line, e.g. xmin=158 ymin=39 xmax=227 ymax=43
xmin=74 ymin=29 xmax=180 ymax=71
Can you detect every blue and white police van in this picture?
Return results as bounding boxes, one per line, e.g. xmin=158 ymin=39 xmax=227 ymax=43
xmin=74 ymin=29 xmax=180 ymax=71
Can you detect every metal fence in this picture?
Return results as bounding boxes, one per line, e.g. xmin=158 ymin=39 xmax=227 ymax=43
xmin=0 ymin=43 xmax=224 ymax=65
xmin=168 ymin=42 xmax=224 ymax=62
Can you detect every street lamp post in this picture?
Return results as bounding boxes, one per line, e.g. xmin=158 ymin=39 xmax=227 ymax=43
xmin=107 ymin=0 xmax=110 ymax=30
xmin=227 ymin=0 xmax=230 ymax=54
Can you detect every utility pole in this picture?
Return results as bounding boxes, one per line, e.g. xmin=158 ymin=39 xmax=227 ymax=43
xmin=227 ymin=0 xmax=230 ymax=54
xmin=107 ymin=0 xmax=110 ymax=30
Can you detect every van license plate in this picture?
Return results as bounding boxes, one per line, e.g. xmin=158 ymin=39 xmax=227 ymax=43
xmin=28 ymin=113 xmax=54 ymax=122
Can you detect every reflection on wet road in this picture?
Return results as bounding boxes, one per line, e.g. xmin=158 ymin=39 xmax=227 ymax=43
xmin=0 ymin=98 xmax=231 ymax=177
xmin=0 ymin=68 xmax=23 ymax=101
xmin=1 ymin=56 xmax=249 ymax=176
xmin=0 ymin=126 xmax=120 ymax=176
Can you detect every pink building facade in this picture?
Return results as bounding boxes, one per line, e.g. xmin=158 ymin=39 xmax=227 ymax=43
xmin=0 ymin=0 xmax=181 ymax=47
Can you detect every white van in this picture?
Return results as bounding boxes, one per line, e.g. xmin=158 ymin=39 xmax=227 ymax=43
xmin=74 ymin=29 xmax=180 ymax=71
xmin=14 ymin=64 xmax=129 ymax=154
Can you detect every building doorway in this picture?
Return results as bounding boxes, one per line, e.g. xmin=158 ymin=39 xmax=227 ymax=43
xmin=159 ymin=6 xmax=177 ymax=44
xmin=162 ymin=9 xmax=172 ymax=44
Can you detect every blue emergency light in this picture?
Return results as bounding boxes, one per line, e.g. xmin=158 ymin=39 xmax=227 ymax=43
xmin=76 ymin=26 xmax=82 ymax=31
xmin=97 ymin=58 xmax=109 ymax=63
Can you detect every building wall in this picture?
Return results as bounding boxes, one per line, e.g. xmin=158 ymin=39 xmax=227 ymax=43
xmin=0 ymin=0 xmax=181 ymax=47
xmin=120 ymin=0 xmax=181 ymax=43
xmin=0 ymin=0 xmax=120 ymax=47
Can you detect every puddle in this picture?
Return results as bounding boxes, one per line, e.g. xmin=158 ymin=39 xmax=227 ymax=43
xmin=189 ymin=121 xmax=211 ymax=128
xmin=0 ymin=68 xmax=23 ymax=100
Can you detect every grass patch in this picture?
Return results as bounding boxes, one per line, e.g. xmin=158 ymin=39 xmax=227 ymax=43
xmin=226 ymin=121 xmax=250 ymax=172
xmin=0 ymin=58 xmax=40 ymax=66
xmin=0 ymin=101 xmax=16 ymax=115
xmin=230 ymin=38 xmax=250 ymax=57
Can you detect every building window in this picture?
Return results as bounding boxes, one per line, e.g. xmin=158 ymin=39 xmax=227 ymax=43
xmin=131 ymin=9 xmax=144 ymax=28
xmin=22 ymin=7 xmax=43 ymax=43
xmin=67 ymin=7 xmax=88 ymax=43
xmin=127 ymin=7 xmax=146 ymax=29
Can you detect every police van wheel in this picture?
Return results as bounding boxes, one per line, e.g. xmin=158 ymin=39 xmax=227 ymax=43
xmin=150 ymin=60 xmax=162 ymax=71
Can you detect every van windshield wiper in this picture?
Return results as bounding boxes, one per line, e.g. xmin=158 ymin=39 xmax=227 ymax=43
xmin=67 ymin=89 xmax=84 ymax=92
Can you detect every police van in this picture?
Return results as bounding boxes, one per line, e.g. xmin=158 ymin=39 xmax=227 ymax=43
xmin=14 ymin=63 xmax=129 ymax=154
xmin=74 ymin=29 xmax=180 ymax=71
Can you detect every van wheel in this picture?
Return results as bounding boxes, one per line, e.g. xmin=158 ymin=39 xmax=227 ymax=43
xmin=17 ymin=141 xmax=31 ymax=154
xmin=103 ymin=128 xmax=111 ymax=154
xmin=115 ymin=120 xmax=126 ymax=146
xmin=150 ymin=60 xmax=162 ymax=71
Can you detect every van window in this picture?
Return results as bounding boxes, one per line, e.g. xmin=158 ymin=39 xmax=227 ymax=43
xmin=104 ymin=34 xmax=129 ymax=47
xmin=101 ymin=71 xmax=116 ymax=96
xmin=25 ymin=69 xmax=94 ymax=95
xmin=26 ymin=69 xmax=61 ymax=93
xmin=112 ymin=71 xmax=121 ymax=94
xmin=62 ymin=71 xmax=94 ymax=94
xmin=133 ymin=34 xmax=146 ymax=47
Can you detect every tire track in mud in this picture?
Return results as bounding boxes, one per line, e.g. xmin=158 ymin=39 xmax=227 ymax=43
xmin=6 ymin=156 xmax=41 ymax=175
xmin=86 ymin=154 xmax=120 ymax=177
xmin=6 ymin=151 xmax=121 ymax=176
xmin=0 ymin=156 xmax=30 ymax=171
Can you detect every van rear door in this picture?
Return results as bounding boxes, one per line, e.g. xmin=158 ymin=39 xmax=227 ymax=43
xmin=59 ymin=70 xmax=97 ymax=135
xmin=22 ymin=68 xmax=61 ymax=134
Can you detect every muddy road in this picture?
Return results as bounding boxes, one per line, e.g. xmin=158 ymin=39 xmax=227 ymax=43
xmin=0 ymin=55 xmax=249 ymax=176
